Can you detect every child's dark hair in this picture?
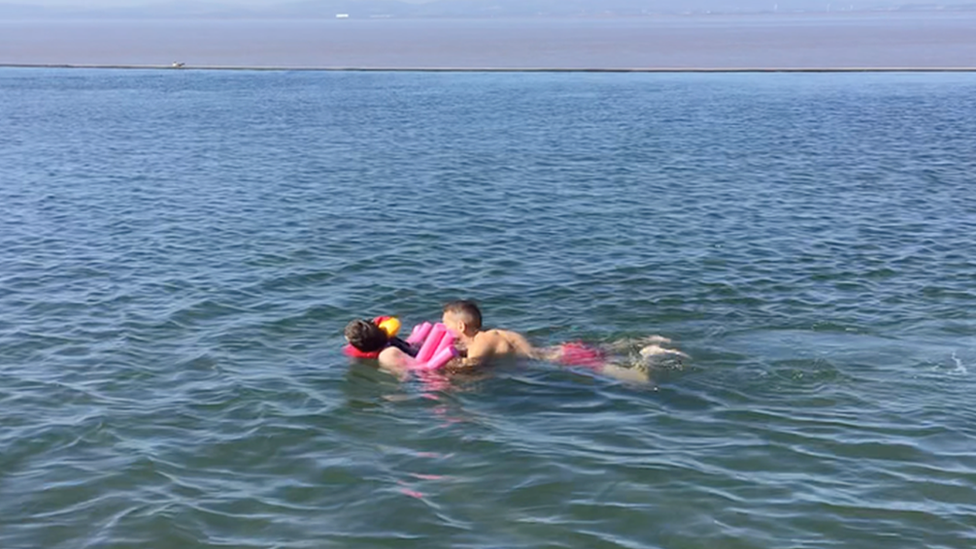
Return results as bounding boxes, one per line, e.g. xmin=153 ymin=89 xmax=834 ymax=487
xmin=344 ymin=319 xmax=389 ymax=353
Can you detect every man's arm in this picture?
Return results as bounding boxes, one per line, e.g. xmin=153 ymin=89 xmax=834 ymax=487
xmin=504 ymin=330 xmax=538 ymax=359
xmin=456 ymin=335 xmax=493 ymax=368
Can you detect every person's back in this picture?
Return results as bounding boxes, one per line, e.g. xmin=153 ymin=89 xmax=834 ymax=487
xmin=466 ymin=328 xmax=534 ymax=364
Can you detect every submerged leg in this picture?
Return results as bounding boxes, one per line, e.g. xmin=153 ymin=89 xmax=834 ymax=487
xmin=598 ymin=363 xmax=651 ymax=384
xmin=639 ymin=344 xmax=689 ymax=359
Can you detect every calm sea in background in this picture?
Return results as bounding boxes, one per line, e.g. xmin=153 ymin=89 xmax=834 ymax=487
xmin=2 ymin=68 xmax=976 ymax=548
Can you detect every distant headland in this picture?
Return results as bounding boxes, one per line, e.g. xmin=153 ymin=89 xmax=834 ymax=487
xmin=3 ymin=12 xmax=975 ymax=70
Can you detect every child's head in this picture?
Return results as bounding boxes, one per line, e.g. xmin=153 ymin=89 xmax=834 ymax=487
xmin=442 ymin=300 xmax=482 ymax=336
xmin=344 ymin=318 xmax=389 ymax=353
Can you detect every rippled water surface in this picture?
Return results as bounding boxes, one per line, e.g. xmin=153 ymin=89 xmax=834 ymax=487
xmin=2 ymin=69 xmax=975 ymax=548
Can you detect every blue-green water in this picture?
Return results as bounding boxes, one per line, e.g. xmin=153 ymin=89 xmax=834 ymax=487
xmin=2 ymin=69 xmax=975 ymax=548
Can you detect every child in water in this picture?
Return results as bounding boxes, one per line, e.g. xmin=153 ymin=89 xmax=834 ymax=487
xmin=343 ymin=317 xmax=417 ymax=358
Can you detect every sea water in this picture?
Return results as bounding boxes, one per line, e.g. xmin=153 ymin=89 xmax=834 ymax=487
xmin=1 ymin=69 xmax=975 ymax=548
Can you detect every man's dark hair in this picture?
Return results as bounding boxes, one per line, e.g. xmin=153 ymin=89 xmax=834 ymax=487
xmin=443 ymin=300 xmax=482 ymax=330
xmin=344 ymin=319 xmax=389 ymax=353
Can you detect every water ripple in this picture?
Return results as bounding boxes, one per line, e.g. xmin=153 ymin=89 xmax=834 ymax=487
xmin=1 ymin=70 xmax=975 ymax=548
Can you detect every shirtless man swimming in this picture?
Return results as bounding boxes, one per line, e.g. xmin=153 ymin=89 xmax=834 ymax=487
xmin=440 ymin=299 xmax=536 ymax=368
xmin=377 ymin=300 xmax=684 ymax=378
xmin=377 ymin=300 xmax=533 ymax=371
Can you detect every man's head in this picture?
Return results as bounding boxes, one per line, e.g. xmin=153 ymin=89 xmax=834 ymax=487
xmin=344 ymin=318 xmax=389 ymax=353
xmin=442 ymin=300 xmax=482 ymax=337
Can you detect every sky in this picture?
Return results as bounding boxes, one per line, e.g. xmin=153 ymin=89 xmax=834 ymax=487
xmin=4 ymin=0 xmax=974 ymax=17
xmin=7 ymin=0 xmax=433 ymax=4
xmin=3 ymin=0 xmax=432 ymax=5
xmin=9 ymin=0 xmax=976 ymax=5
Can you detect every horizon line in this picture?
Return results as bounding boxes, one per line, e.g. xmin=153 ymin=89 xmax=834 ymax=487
xmin=3 ymin=63 xmax=976 ymax=73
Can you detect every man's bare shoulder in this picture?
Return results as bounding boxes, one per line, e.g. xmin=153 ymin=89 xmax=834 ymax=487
xmin=474 ymin=328 xmax=534 ymax=357
xmin=474 ymin=328 xmax=501 ymax=338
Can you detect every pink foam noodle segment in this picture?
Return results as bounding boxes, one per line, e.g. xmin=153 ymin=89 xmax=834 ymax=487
xmin=411 ymin=330 xmax=457 ymax=371
xmin=433 ymin=331 xmax=455 ymax=358
xmin=416 ymin=345 xmax=458 ymax=371
xmin=415 ymin=323 xmax=446 ymax=363
xmin=406 ymin=322 xmax=433 ymax=347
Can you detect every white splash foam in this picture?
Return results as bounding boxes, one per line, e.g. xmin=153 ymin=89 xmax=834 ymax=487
xmin=949 ymin=351 xmax=969 ymax=375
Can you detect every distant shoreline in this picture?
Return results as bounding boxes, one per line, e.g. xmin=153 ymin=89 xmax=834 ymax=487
xmin=3 ymin=64 xmax=976 ymax=73
xmin=6 ymin=15 xmax=974 ymax=71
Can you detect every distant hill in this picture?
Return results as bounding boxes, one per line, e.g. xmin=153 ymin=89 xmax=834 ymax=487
xmin=2 ymin=0 xmax=975 ymax=19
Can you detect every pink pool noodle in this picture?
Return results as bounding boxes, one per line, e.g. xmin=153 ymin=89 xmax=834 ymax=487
xmin=415 ymin=323 xmax=446 ymax=363
xmin=420 ymin=345 xmax=458 ymax=370
xmin=406 ymin=322 xmax=432 ymax=347
xmin=413 ymin=330 xmax=457 ymax=370
xmin=433 ymin=331 xmax=455 ymax=357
